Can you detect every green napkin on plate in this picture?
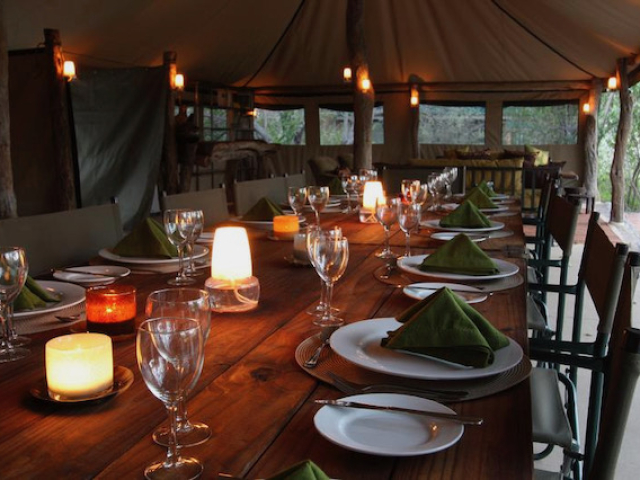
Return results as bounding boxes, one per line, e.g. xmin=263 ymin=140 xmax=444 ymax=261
xmin=465 ymin=188 xmax=498 ymax=209
xmin=440 ymin=200 xmax=492 ymax=228
xmin=14 ymin=276 xmax=61 ymax=312
xmin=266 ymin=460 xmax=330 ymax=480
xmin=475 ymin=180 xmax=496 ymax=197
xmin=327 ymin=177 xmax=345 ymax=195
xmin=381 ymin=287 xmax=510 ymax=367
xmin=418 ymin=233 xmax=499 ymax=276
xmin=242 ymin=197 xmax=284 ymax=221
xmin=111 ymin=217 xmax=178 ymax=258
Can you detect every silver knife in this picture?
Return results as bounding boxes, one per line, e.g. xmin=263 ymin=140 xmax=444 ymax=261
xmin=315 ymin=399 xmax=483 ymax=425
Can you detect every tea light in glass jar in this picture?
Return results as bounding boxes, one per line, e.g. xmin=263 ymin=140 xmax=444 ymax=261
xmin=273 ymin=215 xmax=299 ymax=239
xmin=45 ymin=333 xmax=113 ymax=400
xmin=86 ymin=284 xmax=137 ymax=338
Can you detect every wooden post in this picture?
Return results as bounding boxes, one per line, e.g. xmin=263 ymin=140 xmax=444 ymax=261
xmin=0 ymin=4 xmax=17 ymax=218
xmin=611 ymin=58 xmax=632 ymax=223
xmin=347 ymin=0 xmax=373 ymax=171
xmin=583 ymin=79 xmax=602 ymax=199
xmin=44 ymin=29 xmax=76 ymax=211
xmin=160 ymin=51 xmax=179 ymax=195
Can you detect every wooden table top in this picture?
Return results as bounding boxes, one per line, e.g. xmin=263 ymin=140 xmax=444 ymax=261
xmin=0 ymin=206 xmax=532 ymax=479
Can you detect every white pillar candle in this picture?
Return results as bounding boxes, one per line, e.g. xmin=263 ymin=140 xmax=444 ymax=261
xmin=45 ymin=333 xmax=114 ymax=400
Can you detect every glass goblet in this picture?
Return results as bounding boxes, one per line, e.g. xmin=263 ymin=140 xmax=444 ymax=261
xmin=287 ymin=186 xmax=307 ymax=217
xmin=310 ymin=236 xmax=349 ymax=328
xmin=0 ymin=247 xmax=30 ymax=363
xmin=397 ymin=203 xmax=421 ymax=257
xmin=137 ymin=317 xmax=204 ymax=480
xmin=374 ymin=197 xmax=400 ymax=259
xmin=401 ymin=179 xmax=421 ymax=204
xmin=184 ymin=209 xmax=205 ymax=278
xmin=345 ymin=175 xmax=360 ymax=213
xmin=305 ymin=226 xmax=342 ymax=318
xmin=163 ymin=209 xmax=197 ymax=285
xmin=307 ymin=186 xmax=330 ymax=225
xmin=145 ymin=288 xmax=212 ymax=447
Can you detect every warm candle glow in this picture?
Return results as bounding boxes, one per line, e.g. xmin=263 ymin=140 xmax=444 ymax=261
xmin=86 ymin=285 xmax=137 ymax=337
xmin=210 ymin=227 xmax=253 ymax=281
xmin=46 ymin=333 xmax=113 ymax=400
xmin=362 ymin=181 xmax=385 ymax=211
xmin=273 ymin=215 xmax=299 ymax=239
xmin=174 ymin=73 xmax=185 ymax=90
xmin=63 ymin=60 xmax=76 ymax=80
xmin=410 ymin=85 xmax=419 ymax=106
xmin=583 ymin=102 xmax=591 ymax=113
xmin=360 ymin=77 xmax=371 ymax=92
xmin=608 ymin=76 xmax=618 ymax=90
xmin=343 ymin=67 xmax=352 ymax=82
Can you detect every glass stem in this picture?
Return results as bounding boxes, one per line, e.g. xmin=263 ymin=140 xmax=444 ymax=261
xmin=165 ymin=402 xmax=180 ymax=466
xmin=318 ymin=280 xmax=327 ymax=310
xmin=177 ymin=245 xmax=185 ymax=278
xmin=175 ymin=396 xmax=189 ymax=430
xmin=324 ymin=282 xmax=334 ymax=321
xmin=7 ymin=304 xmax=17 ymax=340
xmin=315 ymin=210 xmax=320 ymax=225
xmin=0 ymin=304 xmax=9 ymax=350
xmin=384 ymin=226 xmax=391 ymax=252
xmin=405 ymin=232 xmax=411 ymax=257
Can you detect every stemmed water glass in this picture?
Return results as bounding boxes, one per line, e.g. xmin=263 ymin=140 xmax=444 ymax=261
xmin=307 ymin=186 xmax=330 ymax=225
xmin=375 ymin=196 xmax=400 ymax=259
xmin=0 ymin=247 xmax=29 ymax=363
xmin=309 ymin=235 xmax=349 ymax=328
xmin=397 ymin=203 xmax=421 ymax=257
xmin=305 ymin=226 xmax=342 ymax=318
xmin=287 ymin=186 xmax=307 ymax=217
xmin=344 ymin=175 xmax=360 ymax=213
xmin=145 ymin=288 xmax=211 ymax=448
xmin=163 ymin=209 xmax=198 ymax=285
xmin=137 ymin=317 xmax=204 ymax=480
xmin=401 ymin=179 xmax=421 ymax=204
xmin=443 ymin=167 xmax=459 ymax=200
xmin=184 ymin=210 xmax=204 ymax=278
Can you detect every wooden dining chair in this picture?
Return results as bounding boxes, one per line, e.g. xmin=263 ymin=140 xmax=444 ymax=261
xmin=162 ymin=186 xmax=230 ymax=227
xmin=0 ymin=202 xmax=124 ymax=275
xmin=233 ymin=175 xmax=287 ymax=216
xmin=529 ymin=246 xmax=635 ymax=480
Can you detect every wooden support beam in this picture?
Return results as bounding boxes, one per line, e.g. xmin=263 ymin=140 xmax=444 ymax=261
xmin=583 ymin=79 xmax=602 ymax=198
xmin=347 ymin=0 xmax=373 ymax=171
xmin=160 ymin=51 xmax=179 ymax=195
xmin=611 ymin=58 xmax=633 ymax=223
xmin=0 ymin=4 xmax=17 ymax=218
xmin=44 ymin=29 xmax=76 ymax=211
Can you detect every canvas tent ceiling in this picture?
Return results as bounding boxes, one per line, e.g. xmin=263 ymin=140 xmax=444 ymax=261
xmin=5 ymin=0 xmax=640 ymax=90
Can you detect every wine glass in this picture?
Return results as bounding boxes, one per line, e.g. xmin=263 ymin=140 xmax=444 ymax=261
xmin=345 ymin=175 xmax=360 ymax=213
xmin=137 ymin=317 xmax=204 ymax=480
xmin=287 ymin=186 xmax=307 ymax=217
xmin=401 ymin=179 xmax=421 ymax=204
xmin=184 ymin=210 xmax=204 ymax=278
xmin=305 ymin=226 xmax=342 ymax=318
xmin=374 ymin=196 xmax=400 ymax=259
xmin=145 ymin=288 xmax=211 ymax=447
xmin=0 ymin=247 xmax=29 ymax=363
xmin=397 ymin=203 xmax=421 ymax=257
xmin=307 ymin=186 xmax=330 ymax=225
xmin=309 ymin=236 xmax=349 ymax=327
xmin=163 ymin=209 xmax=197 ymax=285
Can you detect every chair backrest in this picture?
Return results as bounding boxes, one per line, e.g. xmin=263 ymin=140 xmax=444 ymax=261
xmin=284 ymin=171 xmax=307 ymax=190
xmin=0 ymin=203 xmax=123 ymax=275
xmin=234 ymin=176 xmax=287 ymax=216
xmin=162 ymin=187 xmax=229 ymax=227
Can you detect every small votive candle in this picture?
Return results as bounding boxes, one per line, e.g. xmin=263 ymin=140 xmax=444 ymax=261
xmin=360 ymin=181 xmax=384 ymax=223
xmin=273 ymin=215 xmax=299 ymax=239
xmin=45 ymin=333 xmax=113 ymax=400
xmin=86 ymin=284 xmax=137 ymax=338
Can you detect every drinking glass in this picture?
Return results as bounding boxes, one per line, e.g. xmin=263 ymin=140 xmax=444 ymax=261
xmin=137 ymin=318 xmax=204 ymax=480
xmin=374 ymin=197 xmax=400 ymax=259
xmin=287 ymin=186 xmax=307 ymax=217
xmin=305 ymin=226 xmax=342 ymax=318
xmin=145 ymin=289 xmax=211 ymax=447
xmin=397 ymin=203 xmax=421 ymax=257
xmin=307 ymin=186 xmax=330 ymax=225
xmin=163 ymin=209 xmax=197 ymax=285
xmin=443 ymin=167 xmax=459 ymax=199
xmin=401 ymin=179 xmax=421 ymax=204
xmin=339 ymin=175 xmax=352 ymax=213
xmin=345 ymin=175 xmax=360 ymax=213
xmin=0 ymin=247 xmax=29 ymax=363
xmin=184 ymin=210 xmax=204 ymax=278
xmin=309 ymin=236 xmax=349 ymax=328
xmin=359 ymin=168 xmax=378 ymax=181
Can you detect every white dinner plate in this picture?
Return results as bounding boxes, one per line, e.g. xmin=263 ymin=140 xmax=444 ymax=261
xmin=314 ymin=393 xmax=464 ymax=456
xmin=330 ymin=318 xmax=523 ymax=380
xmin=397 ymin=254 xmax=519 ymax=282
xmin=441 ymin=203 xmax=508 ymax=214
xmin=421 ymin=219 xmax=504 ymax=232
xmin=98 ymin=245 xmax=209 ymax=265
xmin=430 ymin=232 xmax=487 ymax=242
xmin=52 ymin=266 xmax=131 ymax=286
xmin=13 ymin=280 xmax=86 ymax=319
xmin=402 ymin=282 xmax=488 ymax=304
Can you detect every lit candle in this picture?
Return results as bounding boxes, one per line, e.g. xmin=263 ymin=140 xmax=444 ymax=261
xmin=63 ymin=60 xmax=76 ymax=81
xmin=45 ymin=333 xmax=113 ymax=400
xmin=205 ymin=227 xmax=260 ymax=312
xmin=360 ymin=181 xmax=385 ymax=223
xmin=273 ymin=215 xmax=299 ymax=239
xmin=86 ymin=285 xmax=137 ymax=337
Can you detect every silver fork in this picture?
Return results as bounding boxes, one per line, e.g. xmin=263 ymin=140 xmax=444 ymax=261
xmin=327 ymin=372 xmax=468 ymax=401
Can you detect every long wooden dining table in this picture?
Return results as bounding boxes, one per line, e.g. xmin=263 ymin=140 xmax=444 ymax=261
xmin=0 ymin=204 xmax=532 ymax=479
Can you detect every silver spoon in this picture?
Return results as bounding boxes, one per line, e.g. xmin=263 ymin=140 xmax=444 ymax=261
xmin=304 ymin=326 xmax=338 ymax=368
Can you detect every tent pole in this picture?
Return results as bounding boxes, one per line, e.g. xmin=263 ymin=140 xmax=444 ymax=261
xmin=160 ymin=51 xmax=179 ymax=195
xmin=611 ymin=58 xmax=632 ymax=223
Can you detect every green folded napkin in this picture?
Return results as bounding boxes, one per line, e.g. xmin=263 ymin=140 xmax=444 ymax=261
xmin=14 ymin=276 xmax=61 ymax=312
xmin=111 ymin=217 xmax=178 ymax=258
xmin=465 ymin=188 xmax=498 ymax=209
xmin=440 ymin=200 xmax=492 ymax=228
xmin=242 ymin=197 xmax=284 ymax=221
xmin=266 ymin=460 xmax=330 ymax=480
xmin=418 ymin=233 xmax=499 ymax=276
xmin=327 ymin=177 xmax=345 ymax=195
xmin=476 ymin=180 xmax=496 ymax=197
xmin=381 ymin=287 xmax=510 ymax=367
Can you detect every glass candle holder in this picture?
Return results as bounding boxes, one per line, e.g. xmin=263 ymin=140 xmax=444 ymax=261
xmin=86 ymin=285 xmax=137 ymax=338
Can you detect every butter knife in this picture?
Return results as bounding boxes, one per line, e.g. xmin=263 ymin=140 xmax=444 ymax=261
xmin=315 ymin=399 xmax=483 ymax=425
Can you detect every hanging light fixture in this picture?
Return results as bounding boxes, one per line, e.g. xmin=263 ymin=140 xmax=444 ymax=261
xmin=360 ymin=77 xmax=371 ymax=92
xmin=607 ymin=76 xmax=618 ymax=90
xmin=582 ymin=102 xmax=591 ymax=114
xmin=174 ymin=73 xmax=185 ymax=91
xmin=410 ymin=85 xmax=419 ymax=107
xmin=343 ymin=66 xmax=352 ymax=83
xmin=63 ymin=60 xmax=76 ymax=81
